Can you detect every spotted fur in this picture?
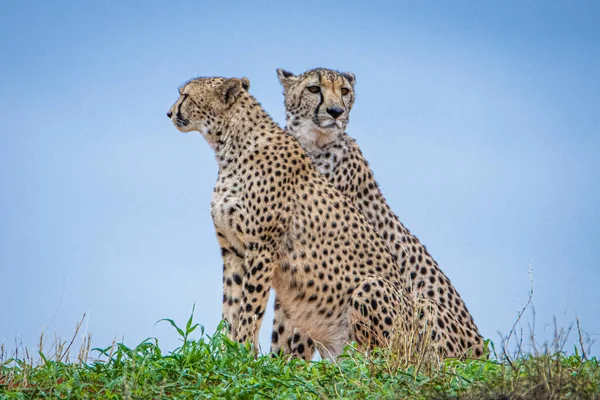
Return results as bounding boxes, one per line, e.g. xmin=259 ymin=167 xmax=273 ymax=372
xmin=273 ymin=68 xmax=484 ymax=359
xmin=167 ymin=76 xmax=425 ymax=359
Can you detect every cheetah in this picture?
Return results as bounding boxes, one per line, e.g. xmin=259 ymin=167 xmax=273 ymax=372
xmin=272 ymin=67 xmax=484 ymax=359
xmin=167 ymin=76 xmax=419 ymax=359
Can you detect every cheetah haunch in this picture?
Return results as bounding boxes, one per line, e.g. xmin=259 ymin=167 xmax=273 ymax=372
xmin=168 ymin=76 xmax=418 ymax=359
xmin=274 ymin=67 xmax=484 ymax=359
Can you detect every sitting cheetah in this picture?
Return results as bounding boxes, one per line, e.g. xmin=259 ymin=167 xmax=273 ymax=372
xmin=272 ymin=67 xmax=484 ymax=359
xmin=167 ymin=76 xmax=419 ymax=359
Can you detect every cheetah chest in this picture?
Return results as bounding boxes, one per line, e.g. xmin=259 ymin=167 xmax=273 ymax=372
xmin=311 ymin=144 xmax=346 ymax=180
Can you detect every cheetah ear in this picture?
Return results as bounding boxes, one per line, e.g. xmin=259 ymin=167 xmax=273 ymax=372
xmin=277 ymin=68 xmax=298 ymax=91
xmin=241 ymin=77 xmax=250 ymax=91
xmin=218 ymin=78 xmax=249 ymax=107
xmin=341 ymin=72 xmax=356 ymax=86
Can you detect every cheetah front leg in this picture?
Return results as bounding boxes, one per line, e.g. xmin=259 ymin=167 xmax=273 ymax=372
xmin=270 ymin=295 xmax=316 ymax=361
xmin=216 ymin=231 xmax=245 ymax=340
xmin=234 ymin=247 xmax=276 ymax=350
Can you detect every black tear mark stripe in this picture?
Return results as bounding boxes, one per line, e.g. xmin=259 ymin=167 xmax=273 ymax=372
xmin=314 ymin=72 xmax=324 ymax=123
xmin=176 ymin=94 xmax=188 ymax=118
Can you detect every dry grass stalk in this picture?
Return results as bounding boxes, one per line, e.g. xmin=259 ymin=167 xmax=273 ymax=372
xmin=386 ymin=295 xmax=444 ymax=375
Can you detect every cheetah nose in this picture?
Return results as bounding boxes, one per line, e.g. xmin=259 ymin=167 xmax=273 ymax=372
xmin=166 ymin=111 xmax=173 ymax=118
xmin=326 ymin=107 xmax=344 ymax=119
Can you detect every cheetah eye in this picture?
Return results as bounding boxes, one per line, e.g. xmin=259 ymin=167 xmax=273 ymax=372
xmin=341 ymin=88 xmax=350 ymax=96
xmin=306 ymin=86 xmax=321 ymax=94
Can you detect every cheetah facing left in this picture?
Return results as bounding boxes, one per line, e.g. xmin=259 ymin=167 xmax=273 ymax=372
xmin=167 ymin=76 xmax=417 ymax=358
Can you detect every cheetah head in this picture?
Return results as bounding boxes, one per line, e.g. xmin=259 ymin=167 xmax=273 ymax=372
xmin=167 ymin=76 xmax=250 ymax=148
xmin=277 ymin=68 xmax=355 ymax=150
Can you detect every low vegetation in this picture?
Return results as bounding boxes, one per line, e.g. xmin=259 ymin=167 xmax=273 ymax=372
xmin=1 ymin=310 xmax=598 ymax=399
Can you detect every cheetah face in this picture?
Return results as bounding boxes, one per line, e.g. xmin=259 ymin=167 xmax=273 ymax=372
xmin=277 ymin=68 xmax=355 ymax=149
xmin=167 ymin=77 xmax=250 ymax=147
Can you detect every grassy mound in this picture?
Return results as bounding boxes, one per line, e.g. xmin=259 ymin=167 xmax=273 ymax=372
xmin=1 ymin=315 xmax=599 ymax=399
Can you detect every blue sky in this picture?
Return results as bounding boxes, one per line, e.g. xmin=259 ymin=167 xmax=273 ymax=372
xmin=1 ymin=1 xmax=599 ymax=357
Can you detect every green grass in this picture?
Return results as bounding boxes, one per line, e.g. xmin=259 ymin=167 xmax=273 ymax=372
xmin=1 ymin=313 xmax=599 ymax=399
